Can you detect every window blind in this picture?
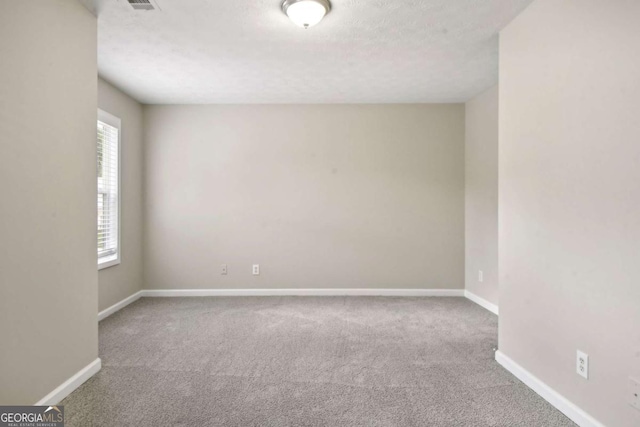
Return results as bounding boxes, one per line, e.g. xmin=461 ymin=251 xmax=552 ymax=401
xmin=97 ymin=119 xmax=119 ymax=262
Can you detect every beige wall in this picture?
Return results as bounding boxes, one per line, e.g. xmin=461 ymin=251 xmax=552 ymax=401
xmin=143 ymin=105 xmax=465 ymax=290
xmin=465 ymin=86 xmax=499 ymax=306
xmin=98 ymin=78 xmax=144 ymax=311
xmin=499 ymin=1 xmax=640 ymax=426
xmin=0 ymin=0 xmax=98 ymax=404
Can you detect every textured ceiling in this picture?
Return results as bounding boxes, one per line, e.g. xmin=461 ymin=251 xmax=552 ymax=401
xmin=97 ymin=0 xmax=533 ymax=104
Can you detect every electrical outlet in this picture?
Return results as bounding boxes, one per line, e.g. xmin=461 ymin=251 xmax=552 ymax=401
xmin=629 ymin=377 xmax=640 ymax=411
xmin=221 ymin=264 xmax=227 ymax=275
xmin=478 ymin=270 xmax=484 ymax=283
xmin=576 ymin=350 xmax=589 ymax=379
xmin=252 ymin=264 xmax=260 ymax=275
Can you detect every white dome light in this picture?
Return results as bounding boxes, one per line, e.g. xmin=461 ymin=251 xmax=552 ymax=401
xmin=282 ymin=0 xmax=331 ymax=29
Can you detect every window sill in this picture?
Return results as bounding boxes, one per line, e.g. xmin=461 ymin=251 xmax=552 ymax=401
xmin=98 ymin=255 xmax=120 ymax=270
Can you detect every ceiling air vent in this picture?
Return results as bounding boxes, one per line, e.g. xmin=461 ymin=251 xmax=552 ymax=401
xmin=128 ymin=0 xmax=156 ymax=11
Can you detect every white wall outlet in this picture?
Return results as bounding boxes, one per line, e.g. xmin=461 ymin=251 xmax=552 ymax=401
xmin=252 ymin=264 xmax=260 ymax=275
xmin=576 ymin=350 xmax=589 ymax=379
xmin=221 ymin=264 xmax=227 ymax=275
xmin=478 ymin=270 xmax=484 ymax=283
xmin=629 ymin=377 xmax=640 ymax=410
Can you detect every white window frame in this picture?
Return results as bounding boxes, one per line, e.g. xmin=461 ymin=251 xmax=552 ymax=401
xmin=97 ymin=109 xmax=121 ymax=270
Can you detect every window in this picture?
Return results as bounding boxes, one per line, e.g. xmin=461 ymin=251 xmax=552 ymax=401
xmin=97 ymin=109 xmax=121 ymax=269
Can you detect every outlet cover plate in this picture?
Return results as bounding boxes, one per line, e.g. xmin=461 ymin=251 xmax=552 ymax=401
xmin=576 ymin=350 xmax=589 ymax=380
xmin=630 ymin=377 xmax=640 ymax=410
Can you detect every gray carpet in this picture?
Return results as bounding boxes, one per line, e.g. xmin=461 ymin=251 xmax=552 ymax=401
xmin=62 ymin=297 xmax=575 ymax=426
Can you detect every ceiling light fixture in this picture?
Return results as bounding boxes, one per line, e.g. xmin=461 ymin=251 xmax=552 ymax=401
xmin=281 ymin=0 xmax=331 ymax=29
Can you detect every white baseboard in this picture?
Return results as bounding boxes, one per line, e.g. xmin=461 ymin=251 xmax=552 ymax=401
xmin=495 ymin=351 xmax=604 ymax=427
xmin=141 ymin=288 xmax=465 ymax=297
xmin=464 ymin=290 xmax=499 ymax=315
xmin=35 ymin=358 xmax=101 ymax=406
xmin=98 ymin=290 xmax=143 ymax=321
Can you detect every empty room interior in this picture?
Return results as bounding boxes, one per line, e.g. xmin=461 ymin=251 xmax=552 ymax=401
xmin=1 ymin=0 xmax=639 ymax=426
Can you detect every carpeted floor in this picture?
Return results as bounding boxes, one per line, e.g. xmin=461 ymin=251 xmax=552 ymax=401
xmin=62 ymin=297 xmax=575 ymax=426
